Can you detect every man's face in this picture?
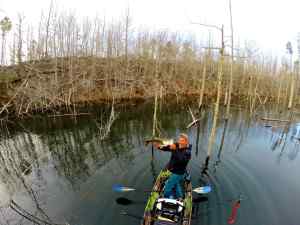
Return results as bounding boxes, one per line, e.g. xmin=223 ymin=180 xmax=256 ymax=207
xmin=178 ymin=137 xmax=188 ymax=148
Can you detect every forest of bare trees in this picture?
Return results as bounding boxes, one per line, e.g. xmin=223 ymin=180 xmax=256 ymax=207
xmin=0 ymin=7 xmax=299 ymax=118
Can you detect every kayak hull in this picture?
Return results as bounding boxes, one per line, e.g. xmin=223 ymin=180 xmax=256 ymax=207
xmin=141 ymin=170 xmax=192 ymax=225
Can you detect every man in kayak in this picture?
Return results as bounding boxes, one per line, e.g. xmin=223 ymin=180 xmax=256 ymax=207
xmin=154 ymin=133 xmax=191 ymax=199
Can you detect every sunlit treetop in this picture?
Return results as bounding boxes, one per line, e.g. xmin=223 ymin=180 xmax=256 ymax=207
xmin=0 ymin=16 xmax=12 ymax=33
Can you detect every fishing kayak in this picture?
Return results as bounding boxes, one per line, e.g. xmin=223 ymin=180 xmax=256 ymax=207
xmin=141 ymin=170 xmax=192 ymax=225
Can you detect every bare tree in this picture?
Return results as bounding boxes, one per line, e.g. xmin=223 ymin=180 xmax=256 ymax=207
xmin=0 ymin=17 xmax=12 ymax=64
xmin=207 ymin=25 xmax=225 ymax=159
xmin=44 ymin=0 xmax=54 ymax=57
xmin=124 ymin=7 xmax=131 ymax=61
xmin=16 ymin=14 xmax=24 ymax=64
xmin=198 ymin=52 xmax=207 ymax=109
xmin=225 ymin=0 xmax=234 ymax=120
xmin=1 ymin=7 xmax=300 ymax=117
xmin=286 ymin=41 xmax=294 ymax=109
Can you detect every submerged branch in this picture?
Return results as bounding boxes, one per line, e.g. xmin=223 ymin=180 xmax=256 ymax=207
xmin=94 ymin=102 xmax=119 ymax=140
xmin=260 ymin=118 xmax=290 ymax=123
xmin=48 ymin=113 xmax=91 ymax=117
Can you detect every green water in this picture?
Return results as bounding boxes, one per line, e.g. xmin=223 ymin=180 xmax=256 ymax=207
xmin=1 ymin=103 xmax=300 ymax=225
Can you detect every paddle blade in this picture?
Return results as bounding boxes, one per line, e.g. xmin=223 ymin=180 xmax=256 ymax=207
xmin=112 ymin=184 xmax=135 ymax=192
xmin=193 ymin=185 xmax=212 ymax=194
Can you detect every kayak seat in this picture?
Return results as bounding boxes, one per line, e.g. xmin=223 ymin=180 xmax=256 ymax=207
xmin=153 ymin=220 xmax=180 ymax=225
xmin=154 ymin=198 xmax=184 ymax=223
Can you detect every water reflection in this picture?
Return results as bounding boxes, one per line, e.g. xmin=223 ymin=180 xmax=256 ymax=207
xmin=234 ymin=114 xmax=251 ymax=153
xmin=0 ymin=104 xmax=300 ymax=225
xmin=0 ymin=104 xmax=155 ymax=224
xmin=263 ymin=115 xmax=300 ymax=163
xmin=213 ymin=120 xmax=228 ymax=173
xmin=291 ymin=123 xmax=300 ymax=139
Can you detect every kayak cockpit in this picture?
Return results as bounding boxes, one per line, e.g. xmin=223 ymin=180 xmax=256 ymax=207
xmin=154 ymin=198 xmax=184 ymax=223
xmin=141 ymin=170 xmax=192 ymax=225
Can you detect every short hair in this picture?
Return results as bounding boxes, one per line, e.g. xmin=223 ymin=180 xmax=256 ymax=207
xmin=179 ymin=133 xmax=189 ymax=143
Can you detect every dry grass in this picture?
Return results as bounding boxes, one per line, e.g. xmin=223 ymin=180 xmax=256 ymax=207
xmin=0 ymin=9 xmax=299 ymax=118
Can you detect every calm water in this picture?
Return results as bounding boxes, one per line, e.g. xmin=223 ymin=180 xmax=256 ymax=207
xmin=0 ymin=103 xmax=300 ymax=225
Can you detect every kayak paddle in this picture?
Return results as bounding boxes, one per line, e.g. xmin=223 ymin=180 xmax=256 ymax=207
xmin=192 ymin=185 xmax=212 ymax=194
xmin=113 ymin=184 xmax=211 ymax=194
xmin=112 ymin=184 xmax=136 ymax=192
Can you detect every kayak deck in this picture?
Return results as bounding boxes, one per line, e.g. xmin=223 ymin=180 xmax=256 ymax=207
xmin=141 ymin=170 xmax=192 ymax=225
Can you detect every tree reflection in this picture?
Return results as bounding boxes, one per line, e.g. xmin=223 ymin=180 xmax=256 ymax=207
xmin=213 ymin=119 xmax=228 ymax=173
xmin=0 ymin=104 xmax=158 ymax=224
xmin=1 ymin=104 xmax=299 ymax=225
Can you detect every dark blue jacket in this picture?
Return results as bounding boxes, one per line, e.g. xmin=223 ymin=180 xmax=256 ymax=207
xmin=160 ymin=143 xmax=192 ymax=175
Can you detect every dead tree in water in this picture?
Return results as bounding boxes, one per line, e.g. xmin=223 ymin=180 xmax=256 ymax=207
xmin=225 ymin=0 xmax=234 ymax=120
xmin=151 ymin=39 xmax=162 ymax=158
xmin=207 ymin=25 xmax=225 ymax=161
xmin=190 ymin=21 xmax=226 ymax=165
xmin=213 ymin=119 xmax=229 ymax=173
xmin=198 ymin=51 xmax=207 ymax=110
xmin=286 ymin=42 xmax=294 ymax=110
xmin=95 ymin=100 xmax=118 ymax=140
xmin=277 ymin=71 xmax=283 ymax=111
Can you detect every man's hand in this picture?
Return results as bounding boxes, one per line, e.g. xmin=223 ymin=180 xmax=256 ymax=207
xmin=153 ymin=142 xmax=161 ymax=149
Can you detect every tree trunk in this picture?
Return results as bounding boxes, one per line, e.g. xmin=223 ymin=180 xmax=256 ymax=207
xmin=207 ymin=25 xmax=224 ymax=158
xmin=288 ymin=72 xmax=295 ymax=109
xmin=198 ymin=56 xmax=207 ymax=109
xmin=17 ymin=15 xmax=23 ymax=64
xmin=226 ymin=0 xmax=234 ymax=120
xmin=1 ymin=32 xmax=5 ymax=65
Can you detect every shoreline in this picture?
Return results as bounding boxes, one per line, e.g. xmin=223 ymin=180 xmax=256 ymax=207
xmin=0 ymin=56 xmax=294 ymax=120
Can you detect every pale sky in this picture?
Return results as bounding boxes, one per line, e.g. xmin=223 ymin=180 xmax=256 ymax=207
xmin=1 ymin=0 xmax=300 ymax=58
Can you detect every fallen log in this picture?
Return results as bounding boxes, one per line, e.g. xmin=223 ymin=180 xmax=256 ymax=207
xmin=260 ymin=117 xmax=290 ymax=122
xmin=48 ymin=113 xmax=91 ymax=117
